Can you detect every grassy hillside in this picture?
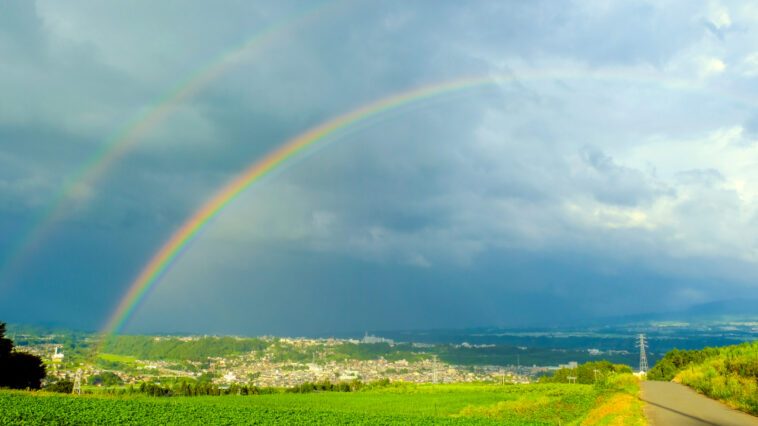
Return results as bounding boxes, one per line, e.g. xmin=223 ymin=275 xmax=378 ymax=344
xmin=648 ymin=341 xmax=758 ymax=415
xmin=1 ymin=378 xmax=644 ymax=425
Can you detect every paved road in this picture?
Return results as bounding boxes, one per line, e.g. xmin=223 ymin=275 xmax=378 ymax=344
xmin=640 ymin=381 xmax=758 ymax=426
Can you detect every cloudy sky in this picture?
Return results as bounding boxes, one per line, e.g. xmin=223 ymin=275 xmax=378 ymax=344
xmin=2 ymin=0 xmax=758 ymax=336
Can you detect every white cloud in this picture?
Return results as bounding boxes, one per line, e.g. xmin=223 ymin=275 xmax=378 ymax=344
xmin=739 ymin=52 xmax=758 ymax=76
xmin=565 ymin=202 xmax=656 ymax=230
xmin=707 ymin=1 xmax=732 ymax=29
xmin=698 ymin=57 xmax=726 ymax=77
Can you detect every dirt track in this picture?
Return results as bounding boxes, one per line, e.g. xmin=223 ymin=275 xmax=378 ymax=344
xmin=640 ymin=381 xmax=758 ymax=425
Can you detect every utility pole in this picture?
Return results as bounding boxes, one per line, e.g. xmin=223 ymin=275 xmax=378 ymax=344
xmin=636 ymin=334 xmax=649 ymax=374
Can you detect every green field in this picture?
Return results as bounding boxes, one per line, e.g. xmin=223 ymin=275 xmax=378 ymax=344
xmin=0 ymin=379 xmax=644 ymax=425
xmin=97 ymin=353 xmax=139 ymax=364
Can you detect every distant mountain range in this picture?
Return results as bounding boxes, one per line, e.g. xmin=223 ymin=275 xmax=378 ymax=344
xmin=590 ymin=298 xmax=758 ymax=327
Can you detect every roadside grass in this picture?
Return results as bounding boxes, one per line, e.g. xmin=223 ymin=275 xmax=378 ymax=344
xmin=452 ymin=374 xmax=645 ymax=425
xmin=676 ymin=362 xmax=758 ymax=415
xmin=580 ymin=374 xmax=646 ymax=426
xmin=582 ymin=393 xmax=645 ymax=425
xmin=669 ymin=341 xmax=758 ymax=416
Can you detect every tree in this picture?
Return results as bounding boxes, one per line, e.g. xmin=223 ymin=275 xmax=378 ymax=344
xmin=540 ymin=360 xmax=631 ymax=385
xmin=46 ymin=380 xmax=74 ymax=393
xmin=0 ymin=321 xmax=47 ymax=389
xmin=0 ymin=323 xmax=12 ymax=355
xmin=88 ymin=372 xmax=123 ymax=387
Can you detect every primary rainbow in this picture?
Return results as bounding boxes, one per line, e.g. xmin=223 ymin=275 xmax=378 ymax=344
xmin=0 ymin=0 xmax=340 ymax=289
xmin=101 ymin=75 xmax=502 ymax=336
xmin=101 ymin=68 xmax=758 ymax=338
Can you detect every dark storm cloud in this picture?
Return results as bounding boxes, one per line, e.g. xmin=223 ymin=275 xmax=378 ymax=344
xmin=2 ymin=1 xmax=758 ymax=334
xmin=578 ymin=146 xmax=668 ymax=206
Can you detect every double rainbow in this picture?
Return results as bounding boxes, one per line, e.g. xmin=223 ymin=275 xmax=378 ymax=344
xmin=102 ymin=75 xmax=506 ymax=335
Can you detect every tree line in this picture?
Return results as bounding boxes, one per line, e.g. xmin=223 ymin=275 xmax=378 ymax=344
xmin=0 ymin=321 xmax=46 ymax=389
xmin=53 ymin=378 xmax=396 ymax=397
xmin=539 ymin=360 xmax=632 ymax=384
xmin=103 ymin=335 xmax=268 ymax=361
xmin=646 ymin=346 xmax=721 ymax=381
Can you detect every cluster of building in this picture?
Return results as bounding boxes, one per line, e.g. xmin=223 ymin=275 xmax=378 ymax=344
xmin=32 ymin=335 xmax=539 ymax=388
xmin=208 ymin=357 xmax=531 ymax=387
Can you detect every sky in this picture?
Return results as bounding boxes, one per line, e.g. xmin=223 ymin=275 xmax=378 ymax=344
xmin=2 ymin=0 xmax=758 ymax=336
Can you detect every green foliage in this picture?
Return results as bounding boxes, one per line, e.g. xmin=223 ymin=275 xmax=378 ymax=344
xmin=88 ymin=372 xmax=123 ymax=387
xmin=596 ymin=372 xmax=640 ymax=394
xmin=670 ymin=341 xmax=758 ymax=415
xmin=0 ymin=321 xmax=46 ymax=390
xmin=97 ymin=353 xmax=138 ymax=363
xmin=103 ymin=335 xmax=269 ymax=361
xmin=283 ymin=378 xmax=395 ymax=394
xmin=196 ymin=372 xmax=215 ymax=384
xmin=328 ymin=342 xmax=427 ymax=362
xmin=456 ymin=384 xmax=598 ymax=424
xmin=0 ymin=323 xmax=12 ymax=356
xmin=95 ymin=358 xmax=128 ymax=371
xmin=539 ymin=360 xmax=631 ymax=384
xmin=112 ymin=378 xmax=392 ymax=398
xmin=1 ymin=378 xmax=645 ymax=425
xmin=44 ymin=380 xmax=74 ymax=393
xmin=278 ymin=364 xmax=309 ymax=371
xmin=581 ymin=374 xmax=646 ymax=425
xmin=647 ymin=346 xmax=721 ymax=381
xmin=0 ymin=388 xmax=535 ymax=425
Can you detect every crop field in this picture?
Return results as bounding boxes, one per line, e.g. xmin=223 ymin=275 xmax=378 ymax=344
xmin=97 ymin=353 xmax=140 ymax=364
xmin=0 ymin=392 xmax=500 ymax=425
xmin=0 ymin=379 xmax=643 ymax=425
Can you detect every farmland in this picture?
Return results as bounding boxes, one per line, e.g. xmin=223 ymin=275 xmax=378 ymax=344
xmin=0 ymin=378 xmax=643 ymax=425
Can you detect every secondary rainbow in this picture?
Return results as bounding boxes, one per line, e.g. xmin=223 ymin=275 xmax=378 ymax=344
xmin=0 ymin=0 xmax=340 ymax=288
xmin=102 ymin=69 xmax=758 ymax=338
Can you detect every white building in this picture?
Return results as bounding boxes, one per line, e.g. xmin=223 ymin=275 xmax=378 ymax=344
xmin=52 ymin=346 xmax=64 ymax=363
xmin=362 ymin=332 xmax=394 ymax=344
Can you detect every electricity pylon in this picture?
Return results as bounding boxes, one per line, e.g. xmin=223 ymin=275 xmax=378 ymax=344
xmin=636 ymin=334 xmax=649 ymax=374
xmin=72 ymin=368 xmax=82 ymax=395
